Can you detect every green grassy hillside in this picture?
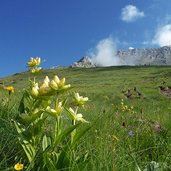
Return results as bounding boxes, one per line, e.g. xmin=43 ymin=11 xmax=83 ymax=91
xmin=2 ymin=65 xmax=171 ymax=97
xmin=1 ymin=66 xmax=171 ymax=118
xmin=1 ymin=66 xmax=171 ymax=170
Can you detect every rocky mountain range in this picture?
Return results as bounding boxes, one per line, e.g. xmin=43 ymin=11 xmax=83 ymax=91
xmin=71 ymin=45 xmax=171 ymax=67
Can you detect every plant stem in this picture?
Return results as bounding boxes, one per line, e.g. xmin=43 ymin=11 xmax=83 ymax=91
xmin=71 ymin=107 xmax=78 ymax=143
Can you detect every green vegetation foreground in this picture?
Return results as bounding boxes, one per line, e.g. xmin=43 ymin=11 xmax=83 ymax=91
xmin=1 ymin=62 xmax=171 ymax=170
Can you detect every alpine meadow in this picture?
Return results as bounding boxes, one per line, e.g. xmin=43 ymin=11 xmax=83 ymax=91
xmin=0 ymin=57 xmax=171 ymax=170
xmin=2 ymin=1 xmax=171 ymax=170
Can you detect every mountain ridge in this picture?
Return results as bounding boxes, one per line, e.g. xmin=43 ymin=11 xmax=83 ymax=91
xmin=71 ymin=45 xmax=171 ymax=67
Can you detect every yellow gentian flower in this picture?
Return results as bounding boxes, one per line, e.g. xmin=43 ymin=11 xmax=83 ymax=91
xmin=55 ymin=101 xmax=63 ymax=114
xmin=53 ymin=75 xmax=60 ymax=84
xmin=30 ymin=67 xmax=42 ymax=74
xmin=46 ymin=101 xmax=63 ymax=117
xmin=68 ymin=107 xmax=83 ymax=120
xmin=67 ymin=107 xmax=88 ymax=123
xmin=27 ymin=57 xmax=41 ymax=67
xmin=31 ymin=83 xmax=39 ymax=96
xmin=14 ymin=163 xmax=24 ymax=170
xmin=46 ymin=106 xmax=58 ymax=116
xmin=44 ymin=76 xmax=50 ymax=84
xmin=58 ymin=78 xmax=65 ymax=87
xmin=38 ymin=76 xmax=52 ymax=95
xmin=50 ymin=76 xmax=71 ymax=91
xmin=31 ymin=76 xmax=71 ymax=98
xmin=62 ymin=84 xmax=71 ymax=90
xmin=73 ymin=92 xmax=88 ymax=107
xmin=49 ymin=80 xmax=58 ymax=90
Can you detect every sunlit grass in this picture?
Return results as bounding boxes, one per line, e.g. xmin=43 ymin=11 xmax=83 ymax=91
xmin=1 ymin=65 xmax=171 ymax=170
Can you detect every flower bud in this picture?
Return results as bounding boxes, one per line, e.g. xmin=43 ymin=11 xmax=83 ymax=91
xmin=49 ymin=80 xmax=58 ymax=90
xmin=44 ymin=76 xmax=50 ymax=84
xmin=67 ymin=107 xmax=88 ymax=123
xmin=31 ymin=83 xmax=39 ymax=96
xmin=58 ymin=78 xmax=65 ymax=87
xmin=77 ymin=113 xmax=83 ymax=119
xmin=73 ymin=92 xmax=88 ymax=107
xmin=63 ymin=84 xmax=71 ymax=90
xmin=39 ymin=83 xmax=52 ymax=96
xmin=53 ymin=75 xmax=60 ymax=84
xmin=46 ymin=102 xmax=63 ymax=117
xmin=30 ymin=67 xmax=42 ymax=74
xmin=55 ymin=101 xmax=63 ymax=114
xmin=46 ymin=106 xmax=57 ymax=114
xmin=35 ymin=57 xmax=41 ymax=66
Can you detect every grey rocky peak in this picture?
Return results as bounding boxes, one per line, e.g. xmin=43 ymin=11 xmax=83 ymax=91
xmin=71 ymin=56 xmax=96 ymax=68
xmin=117 ymin=45 xmax=171 ymax=65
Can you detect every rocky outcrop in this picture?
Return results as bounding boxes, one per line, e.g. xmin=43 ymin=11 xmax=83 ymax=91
xmin=117 ymin=45 xmax=171 ymax=65
xmin=71 ymin=56 xmax=96 ymax=68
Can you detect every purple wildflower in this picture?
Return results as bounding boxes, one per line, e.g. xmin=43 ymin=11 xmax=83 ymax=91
xmin=128 ymin=131 xmax=134 ymax=136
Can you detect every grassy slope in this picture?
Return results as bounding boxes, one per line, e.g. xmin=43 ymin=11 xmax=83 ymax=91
xmin=2 ymin=66 xmax=171 ymax=117
xmin=1 ymin=66 xmax=171 ymax=170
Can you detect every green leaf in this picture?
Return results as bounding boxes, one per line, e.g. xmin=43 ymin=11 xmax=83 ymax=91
xmin=54 ymin=123 xmax=80 ymax=147
xmin=42 ymin=135 xmax=48 ymax=151
xmin=43 ymin=154 xmax=57 ymax=171
xmin=65 ymin=107 xmax=89 ymax=123
xmin=71 ymin=124 xmax=92 ymax=148
xmin=20 ymin=113 xmax=34 ymax=124
xmin=20 ymin=109 xmax=44 ymax=124
xmin=21 ymin=140 xmax=35 ymax=163
xmin=73 ymin=151 xmax=90 ymax=170
xmin=18 ymin=94 xmax=25 ymax=114
xmin=13 ymin=121 xmax=35 ymax=162
xmin=33 ymin=99 xmax=42 ymax=109
xmin=31 ymin=117 xmax=47 ymax=136
xmin=64 ymin=107 xmax=76 ymax=120
xmin=42 ymin=135 xmax=51 ymax=151
xmin=56 ymin=146 xmax=71 ymax=170
xmin=62 ymin=97 xmax=68 ymax=106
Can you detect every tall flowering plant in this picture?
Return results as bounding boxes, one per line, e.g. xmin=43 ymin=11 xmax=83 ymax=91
xmin=14 ymin=57 xmax=90 ymax=170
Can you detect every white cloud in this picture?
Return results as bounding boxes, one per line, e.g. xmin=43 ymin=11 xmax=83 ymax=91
xmin=88 ymin=37 xmax=123 ymax=66
xmin=88 ymin=37 xmax=145 ymax=66
xmin=152 ymin=24 xmax=171 ymax=46
xmin=142 ymin=41 xmax=149 ymax=45
xmin=121 ymin=5 xmax=145 ymax=22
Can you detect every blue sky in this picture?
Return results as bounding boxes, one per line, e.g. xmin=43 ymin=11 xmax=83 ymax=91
xmin=1 ymin=0 xmax=171 ymax=77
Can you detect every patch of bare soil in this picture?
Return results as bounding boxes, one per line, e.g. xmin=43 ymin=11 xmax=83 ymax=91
xmin=159 ymin=86 xmax=171 ymax=98
xmin=122 ymin=87 xmax=144 ymax=99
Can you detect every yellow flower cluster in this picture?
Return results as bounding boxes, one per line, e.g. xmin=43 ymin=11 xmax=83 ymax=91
xmin=73 ymin=92 xmax=89 ymax=107
xmin=120 ymin=99 xmax=135 ymax=113
xmin=30 ymin=67 xmax=42 ymax=74
xmin=46 ymin=101 xmax=63 ymax=117
xmin=27 ymin=57 xmax=42 ymax=74
xmin=14 ymin=163 xmax=24 ymax=170
xmin=27 ymin=57 xmax=41 ymax=67
xmin=31 ymin=75 xmax=71 ymax=97
xmin=67 ymin=107 xmax=88 ymax=123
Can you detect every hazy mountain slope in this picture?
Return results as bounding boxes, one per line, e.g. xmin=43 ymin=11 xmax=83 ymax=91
xmin=72 ymin=46 xmax=171 ymax=67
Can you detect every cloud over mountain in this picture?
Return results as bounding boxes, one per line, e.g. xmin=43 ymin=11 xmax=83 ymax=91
xmin=152 ymin=24 xmax=171 ymax=47
xmin=88 ymin=37 xmax=123 ymax=66
xmin=121 ymin=5 xmax=145 ymax=22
